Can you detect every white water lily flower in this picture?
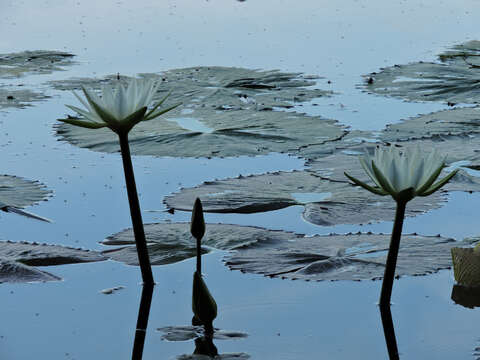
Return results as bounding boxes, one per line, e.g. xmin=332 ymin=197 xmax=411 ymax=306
xmin=344 ymin=146 xmax=458 ymax=202
xmin=61 ymin=78 xmax=179 ymax=134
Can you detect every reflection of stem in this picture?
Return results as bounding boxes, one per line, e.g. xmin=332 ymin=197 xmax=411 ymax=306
xmin=380 ymin=200 xmax=406 ymax=306
xmin=193 ymin=335 xmax=218 ymax=357
xmin=379 ymin=304 xmax=399 ymax=360
xmin=132 ymin=284 xmax=154 ymax=360
xmin=118 ymin=132 xmax=154 ymax=285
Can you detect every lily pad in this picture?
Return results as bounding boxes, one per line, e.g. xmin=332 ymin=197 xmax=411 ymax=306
xmin=53 ymin=67 xmax=345 ymax=158
xmin=56 ymin=108 xmax=346 ymax=158
xmin=226 ymin=232 xmax=473 ymax=281
xmin=50 ymin=66 xmax=330 ymax=110
xmin=0 ymin=175 xmax=50 ymax=209
xmin=380 ymin=107 xmax=480 ymax=141
xmin=0 ymin=87 xmax=48 ymax=109
xmin=158 ymin=326 xmax=248 ymax=342
xmin=363 ymin=41 xmax=480 ymax=104
xmin=164 ymin=171 xmax=445 ymax=226
xmin=177 ymin=353 xmax=250 ymax=360
xmin=102 ymin=223 xmax=295 ymax=266
xmin=0 ymin=241 xmax=106 ymax=283
xmin=0 ymin=51 xmax=75 ymax=79
xmin=0 ymin=259 xmax=60 ymax=283
xmin=380 ymin=133 xmax=480 ymax=172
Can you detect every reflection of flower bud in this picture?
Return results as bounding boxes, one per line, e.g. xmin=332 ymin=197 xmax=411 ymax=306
xmin=190 ymin=198 xmax=206 ymax=240
xmin=192 ymin=271 xmax=217 ymax=329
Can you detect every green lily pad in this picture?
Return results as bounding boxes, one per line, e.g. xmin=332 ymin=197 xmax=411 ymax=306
xmin=0 ymin=259 xmax=60 ymax=283
xmin=164 ymin=170 xmax=445 ymax=226
xmin=0 ymin=50 xmax=75 ymax=79
xmin=363 ymin=41 xmax=480 ymax=104
xmin=380 ymin=107 xmax=480 ymax=141
xmin=379 ymin=133 xmax=480 ymax=172
xmin=0 ymin=87 xmax=49 ymax=109
xmin=53 ymin=67 xmax=344 ymax=158
xmin=0 ymin=175 xmax=50 ymax=209
xmin=50 ymin=66 xmax=330 ymax=110
xmin=102 ymin=223 xmax=295 ymax=266
xmin=158 ymin=326 xmax=248 ymax=341
xmin=177 ymin=353 xmax=250 ymax=360
xmin=0 ymin=50 xmax=75 ymax=110
xmin=56 ymin=108 xmax=345 ymax=158
xmin=226 ymin=232 xmax=473 ymax=281
xmin=0 ymin=241 xmax=106 ymax=283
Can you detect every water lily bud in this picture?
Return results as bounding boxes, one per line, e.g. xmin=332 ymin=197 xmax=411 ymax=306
xmin=192 ymin=271 xmax=217 ymax=328
xmin=190 ymin=198 xmax=206 ymax=240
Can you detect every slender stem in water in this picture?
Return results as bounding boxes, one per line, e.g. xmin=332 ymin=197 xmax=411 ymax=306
xmin=379 ymin=200 xmax=407 ymax=307
xmin=118 ymin=132 xmax=154 ymax=285
xmin=196 ymin=237 xmax=202 ymax=274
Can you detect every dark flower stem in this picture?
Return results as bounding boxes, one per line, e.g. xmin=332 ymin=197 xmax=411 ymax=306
xmin=379 ymin=200 xmax=407 ymax=307
xmin=118 ymin=132 xmax=154 ymax=285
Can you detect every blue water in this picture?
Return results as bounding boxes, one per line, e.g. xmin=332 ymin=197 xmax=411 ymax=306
xmin=2 ymin=0 xmax=480 ymax=358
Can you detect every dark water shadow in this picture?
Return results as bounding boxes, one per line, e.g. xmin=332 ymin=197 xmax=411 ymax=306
xmin=379 ymin=305 xmax=399 ymax=360
xmin=451 ymin=284 xmax=480 ymax=309
xmin=132 ymin=283 xmax=154 ymax=360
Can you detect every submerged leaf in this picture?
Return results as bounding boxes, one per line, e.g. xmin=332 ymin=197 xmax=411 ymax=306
xmin=53 ymin=67 xmax=344 ymax=158
xmin=0 ymin=241 xmax=105 ymax=283
xmin=102 ymin=223 xmax=296 ymax=266
xmin=226 ymin=232 xmax=474 ymax=281
xmin=165 ymin=171 xmax=446 ymax=227
xmin=363 ymin=41 xmax=480 ymax=104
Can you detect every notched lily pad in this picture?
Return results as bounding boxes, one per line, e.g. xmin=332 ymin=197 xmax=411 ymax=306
xmin=0 ymin=241 xmax=106 ymax=283
xmin=0 ymin=50 xmax=75 ymax=78
xmin=0 ymin=175 xmax=51 ymax=210
xmin=363 ymin=41 xmax=480 ymax=104
xmin=165 ymin=170 xmax=445 ymax=227
xmin=226 ymin=232 xmax=472 ymax=281
xmin=102 ymin=223 xmax=296 ymax=266
xmin=50 ymin=66 xmax=330 ymax=110
xmin=53 ymin=67 xmax=344 ymax=158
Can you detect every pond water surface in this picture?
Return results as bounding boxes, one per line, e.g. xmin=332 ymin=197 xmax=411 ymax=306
xmin=2 ymin=0 xmax=480 ymax=359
